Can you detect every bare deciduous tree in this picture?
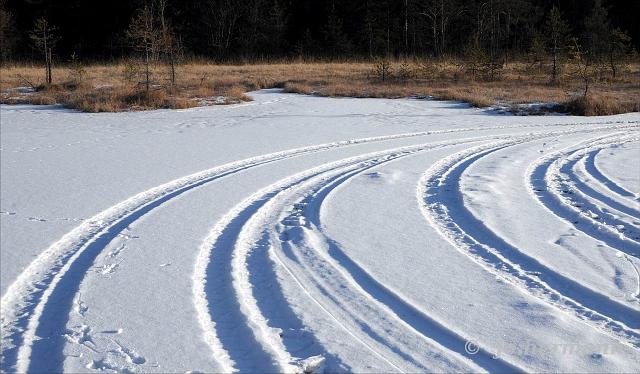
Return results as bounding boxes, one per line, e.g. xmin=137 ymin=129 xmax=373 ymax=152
xmin=568 ymin=37 xmax=593 ymax=98
xmin=128 ymin=4 xmax=158 ymax=93
xmin=203 ymin=0 xmax=241 ymax=57
xmin=420 ymin=0 xmax=464 ymax=58
xmin=157 ymin=0 xmax=182 ymax=87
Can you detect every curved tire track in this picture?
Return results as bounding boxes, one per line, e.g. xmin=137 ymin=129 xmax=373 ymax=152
xmin=586 ymin=146 xmax=639 ymax=199
xmin=194 ymin=137 xmax=503 ymax=373
xmin=2 ymin=119 xmax=637 ymax=372
xmin=194 ymin=124 xmax=638 ymax=372
xmin=573 ymin=150 xmax=640 ymax=220
xmin=417 ymin=134 xmax=640 ymax=353
xmin=3 ymin=128 xmax=493 ymax=372
xmin=275 ymin=150 xmax=521 ymax=372
xmin=528 ymin=134 xmax=640 ymax=259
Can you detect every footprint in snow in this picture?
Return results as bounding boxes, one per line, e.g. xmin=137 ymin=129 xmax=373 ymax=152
xmin=65 ymin=324 xmax=97 ymax=350
xmin=74 ymin=294 xmax=89 ymax=316
xmin=86 ymin=358 xmax=120 ymax=372
xmin=100 ymin=328 xmax=124 ymax=335
xmin=365 ymin=170 xmax=403 ymax=184
xmin=86 ymin=340 xmax=150 ymax=373
xmin=97 ymin=262 xmax=120 ymax=275
xmin=112 ymin=342 xmax=147 ymax=365
xmin=107 ymin=243 xmax=127 ymax=258
xmin=117 ymin=232 xmax=140 ymax=240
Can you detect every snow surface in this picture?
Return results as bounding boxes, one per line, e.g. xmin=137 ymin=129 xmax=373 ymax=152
xmin=1 ymin=89 xmax=639 ymax=373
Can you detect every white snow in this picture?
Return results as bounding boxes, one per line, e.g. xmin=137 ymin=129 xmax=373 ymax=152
xmin=1 ymin=89 xmax=639 ymax=373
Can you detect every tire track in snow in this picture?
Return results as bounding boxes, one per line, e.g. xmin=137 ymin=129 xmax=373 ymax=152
xmin=192 ymin=143 xmax=454 ymax=373
xmin=194 ymin=135 xmax=519 ymax=373
xmin=1 ymin=121 xmax=636 ymax=372
xmin=274 ymin=151 xmax=522 ymax=372
xmin=559 ymin=150 xmax=640 ymax=242
xmin=194 ymin=124 xmax=637 ymax=372
xmin=257 ymin=140 xmax=513 ymax=372
xmin=622 ymin=255 xmax=640 ymax=301
xmin=2 ymin=127 xmax=502 ymax=373
xmin=3 ymin=121 xmax=605 ymax=372
xmin=5 ymin=122 xmax=571 ymax=372
xmin=587 ymin=147 xmax=639 ymax=199
xmin=574 ymin=151 xmax=640 ymax=220
xmin=528 ymin=134 xmax=640 ymax=259
xmin=417 ymin=131 xmax=640 ymax=352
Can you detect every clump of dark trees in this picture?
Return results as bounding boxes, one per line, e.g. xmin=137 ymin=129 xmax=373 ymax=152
xmin=2 ymin=0 xmax=637 ymax=60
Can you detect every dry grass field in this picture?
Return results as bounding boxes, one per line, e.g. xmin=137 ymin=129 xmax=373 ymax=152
xmin=1 ymin=59 xmax=639 ymax=115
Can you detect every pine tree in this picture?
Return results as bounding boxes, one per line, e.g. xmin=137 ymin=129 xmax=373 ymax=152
xmin=528 ymin=33 xmax=546 ymax=71
xmin=544 ymin=6 xmax=569 ymax=84
xmin=30 ymin=18 xmax=58 ymax=85
xmin=0 ymin=0 xmax=16 ymax=62
xmin=608 ymin=28 xmax=630 ymax=79
xmin=583 ymin=0 xmax=610 ymax=57
xmin=323 ymin=2 xmax=350 ymax=57
xmin=294 ymin=29 xmax=315 ymax=58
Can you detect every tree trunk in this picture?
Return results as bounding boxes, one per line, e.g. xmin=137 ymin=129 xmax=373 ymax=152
xmin=385 ymin=3 xmax=390 ymax=57
xmin=440 ymin=0 xmax=445 ymax=56
xmin=584 ymin=76 xmax=589 ymax=97
xmin=432 ymin=18 xmax=437 ymax=58
xmin=366 ymin=0 xmax=373 ymax=59
xmin=145 ymin=48 xmax=150 ymax=93
xmin=46 ymin=47 xmax=52 ymax=84
xmin=159 ymin=0 xmax=175 ymax=86
xmin=404 ymin=0 xmax=408 ymax=56
xmin=43 ymin=28 xmax=49 ymax=84
xmin=368 ymin=24 xmax=373 ymax=59
xmin=170 ymin=54 xmax=176 ymax=86
xmin=582 ymin=61 xmax=589 ymax=98
xmin=609 ymin=48 xmax=616 ymax=79
xmin=552 ymin=39 xmax=557 ymax=83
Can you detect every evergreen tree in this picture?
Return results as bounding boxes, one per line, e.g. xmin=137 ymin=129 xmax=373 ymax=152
xmin=544 ymin=6 xmax=569 ymax=83
xmin=583 ymin=0 xmax=610 ymax=57
xmin=323 ymin=2 xmax=351 ymax=57
xmin=30 ymin=18 xmax=58 ymax=85
xmin=608 ymin=28 xmax=630 ymax=78
xmin=1 ymin=0 xmax=637 ymax=61
xmin=0 ymin=0 xmax=16 ymax=62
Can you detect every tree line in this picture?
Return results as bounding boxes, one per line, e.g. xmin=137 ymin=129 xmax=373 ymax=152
xmin=1 ymin=0 xmax=637 ymax=63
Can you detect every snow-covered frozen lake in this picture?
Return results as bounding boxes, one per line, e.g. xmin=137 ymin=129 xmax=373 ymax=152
xmin=1 ymin=90 xmax=639 ymax=373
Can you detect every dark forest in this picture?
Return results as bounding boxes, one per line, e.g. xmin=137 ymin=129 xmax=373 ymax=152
xmin=1 ymin=0 xmax=638 ymax=62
